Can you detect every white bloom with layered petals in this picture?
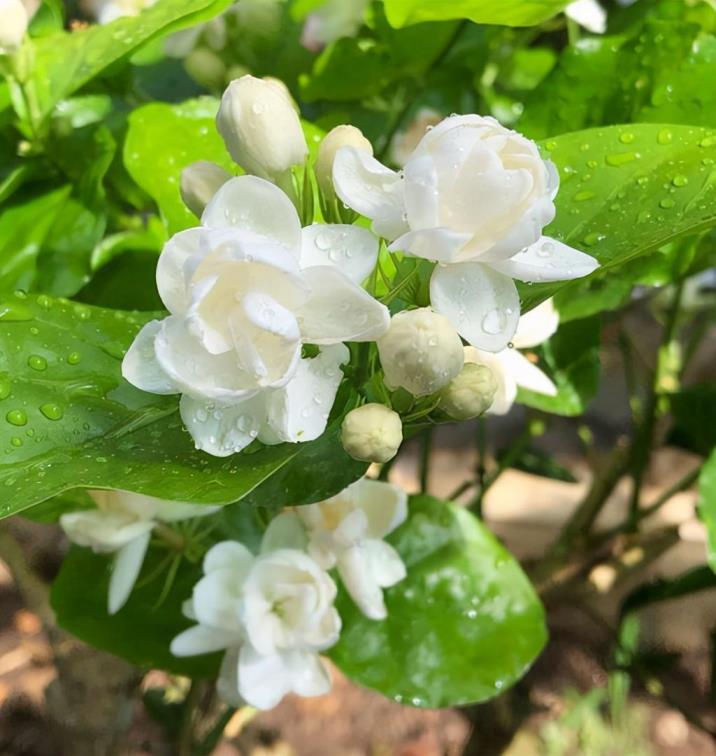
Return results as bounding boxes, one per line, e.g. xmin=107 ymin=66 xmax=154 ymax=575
xmin=217 ymin=75 xmax=307 ymax=182
xmin=122 ymin=175 xmax=389 ymax=457
xmin=465 ymin=299 xmax=560 ymax=415
xmin=0 ymin=0 xmax=29 ymax=53
xmin=60 ymin=490 xmax=217 ymax=614
xmin=377 ymin=307 xmax=464 ymax=397
xmin=565 ymin=0 xmax=607 ymax=33
xmin=333 ymin=114 xmax=598 ymax=351
xmin=294 ymin=478 xmax=408 ymax=620
xmin=171 ymin=522 xmax=339 ymax=710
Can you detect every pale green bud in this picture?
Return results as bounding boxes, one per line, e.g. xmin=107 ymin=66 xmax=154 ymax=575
xmin=180 ymin=161 xmax=232 ymax=217
xmin=316 ymin=124 xmax=373 ymax=201
xmin=378 ymin=308 xmax=464 ymax=397
xmin=341 ymin=404 xmax=402 ymax=463
xmin=439 ymin=363 xmax=497 ymax=420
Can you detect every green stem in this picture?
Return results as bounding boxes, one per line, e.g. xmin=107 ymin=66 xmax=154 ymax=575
xmin=627 ymin=281 xmax=684 ymax=529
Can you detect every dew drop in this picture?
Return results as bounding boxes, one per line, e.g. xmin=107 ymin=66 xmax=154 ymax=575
xmin=671 ymin=174 xmax=688 ymax=187
xmin=481 ymin=309 xmax=506 ymax=336
xmin=6 ymin=409 xmax=27 ymax=427
xmin=67 ymin=351 xmax=82 ymax=365
xmin=40 ymin=403 xmax=64 ymax=421
xmin=28 ymin=355 xmax=47 ymax=371
xmin=659 ymin=197 xmax=676 ymax=209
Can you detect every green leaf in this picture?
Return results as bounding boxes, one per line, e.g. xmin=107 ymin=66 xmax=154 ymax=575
xmin=24 ymin=0 xmax=232 ymax=125
xmin=698 ymin=450 xmax=716 ymax=573
xmin=124 ymin=98 xmax=236 ymax=235
xmin=668 ymin=384 xmax=716 ymax=456
xmin=51 ymin=545 xmax=218 ymax=676
xmin=517 ymin=316 xmax=601 ymax=416
xmin=522 ymin=124 xmax=716 ymax=312
xmin=383 ymin=0 xmax=569 ymax=28
xmin=0 ymin=292 xmax=367 ymax=518
xmin=330 ymin=495 xmax=546 ymax=707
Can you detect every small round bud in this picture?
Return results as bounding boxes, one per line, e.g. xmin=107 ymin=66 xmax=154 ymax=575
xmin=439 ymin=363 xmax=497 ymax=420
xmin=341 ymin=404 xmax=402 ymax=463
xmin=378 ymin=308 xmax=464 ymax=397
xmin=184 ymin=49 xmax=227 ymax=91
xmin=316 ymin=125 xmax=373 ymax=202
xmin=216 ymin=75 xmax=308 ymax=181
xmin=0 ymin=0 xmax=29 ymax=54
xmin=180 ymin=160 xmax=232 ymax=217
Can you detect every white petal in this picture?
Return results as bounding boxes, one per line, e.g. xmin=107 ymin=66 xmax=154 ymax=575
xmin=216 ymin=647 xmax=244 ymax=707
xmin=337 ymin=545 xmax=387 ymax=620
xmin=430 ymin=263 xmax=520 ymax=352
xmin=156 ymin=228 xmax=204 ymax=315
xmin=566 ymin=0 xmax=607 ymax=33
xmin=296 ymin=266 xmax=389 ymax=344
xmin=192 ymin=568 xmax=244 ymax=632
xmin=489 ymin=236 xmax=599 ymax=283
xmin=403 ymin=154 xmax=439 ymax=230
xmin=260 ymin=512 xmax=307 ymax=553
xmin=108 ymin=531 xmax=151 ymax=615
xmin=121 ymin=320 xmax=177 ymax=396
xmin=60 ymin=510 xmax=154 ymax=551
xmin=283 ymin=649 xmax=332 ymax=698
xmin=155 ymin=316 xmax=258 ymax=401
xmin=238 ymin=645 xmax=292 ymax=709
xmin=203 ymin=541 xmax=255 ymax=575
xmin=364 ymin=539 xmax=407 ymax=589
xmin=300 ymin=224 xmax=379 ymax=284
xmin=512 ymin=298 xmax=559 ymax=349
xmin=389 ymin=227 xmax=472 ymax=264
xmin=332 ymin=147 xmax=408 ymax=240
xmin=502 ymin=349 xmax=557 ymax=396
xmin=464 ymin=347 xmax=516 ymax=416
xmin=180 ymin=394 xmax=264 ymax=458
xmin=170 ymin=624 xmax=239 ymax=656
xmin=351 ymin=478 xmax=408 ymax=539
xmin=154 ymin=500 xmax=221 ymax=523
xmin=201 ymin=175 xmax=302 ymax=254
xmin=259 ymin=344 xmax=349 ymax=445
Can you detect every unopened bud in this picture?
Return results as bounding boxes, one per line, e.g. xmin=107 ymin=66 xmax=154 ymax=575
xmin=439 ymin=363 xmax=497 ymax=420
xmin=216 ymin=75 xmax=308 ymax=181
xmin=180 ymin=161 xmax=232 ymax=217
xmin=378 ymin=308 xmax=463 ymax=397
xmin=0 ymin=0 xmax=29 ymax=54
xmin=317 ymin=125 xmax=372 ymax=201
xmin=184 ymin=49 xmax=226 ymax=91
xmin=341 ymin=404 xmax=402 ymax=463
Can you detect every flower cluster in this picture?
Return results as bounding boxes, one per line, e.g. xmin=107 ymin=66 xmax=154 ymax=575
xmin=170 ymin=478 xmax=407 ymax=708
xmin=121 ymin=74 xmax=598 ymax=467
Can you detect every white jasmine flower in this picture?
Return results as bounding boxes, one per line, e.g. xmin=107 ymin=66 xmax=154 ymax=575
xmin=180 ymin=161 xmax=232 ymax=218
xmin=565 ymin=0 xmax=607 ymax=33
xmin=333 ymin=114 xmax=598 ymax=351
xmin=377 ymin=307 xmax=464 ymax=397
xmin=341 ymin=403 xmax=403 ymax=463
xmin=316 ymin=125 xmax=373 ymax=203
xmin=60 ymin=490 xmax=217 ymax=614
xmin=439 ymin=362 xmax=498 ymax=420
xmin=0 ymin=0 xmax=30 ymax=53
xmin=300 ymin=0 xmax=370 ymax=52
xmin=465 ymin=299 xmax=560 ymax=415
xmin=217 ymin=75 xmax=308 ymax=183
xmin=295 ymin=478 xmax=408 ymax=620
xmin=122 ymin=175 xmax=389 ymax=457
xmin=171 ymin=521 xmax=339 ymax=710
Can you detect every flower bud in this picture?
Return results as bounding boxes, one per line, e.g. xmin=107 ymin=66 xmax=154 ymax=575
xmin=0 ymin=0 xmax=29 ymax=54
xmin=180 ymin=160 xmax=232 ymax=217
xmin=378 ymin=308 xmax=464 ymax=397
xmin=439 ymin=363 xmax=497 ymax=420
xmin=216 ymin=75 xmax=308 ymax=181
xmin=184 ymin=49 xmax=226 ymax=91
xmin=316 ymin=125 xmax=372 ymax=201
xmin=341 ymin=404 xmax=402 ymax=463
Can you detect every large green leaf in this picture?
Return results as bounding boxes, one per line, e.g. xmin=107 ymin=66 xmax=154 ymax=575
xmin=383 ymin=0 xmax=569 ymax=28
xmin=51 ymin=545 xmax=219 ymax=676
xmin=124 ymin=98 xmax=236 ymax=235
xmin=517 ymin=315 xmax=601 ymax=416
xmin=22 ymin=0 xmax=232 ymax=125
xmin=522 ymin=124 xmax=716 ymax=312
xmin=330 ymin=495 xmax=546 ymax=707
xmin=668 ymin=384 xmax=716 ymax=457
xmin=0 ymin=292 xmax=366 ymax=518
xmin=698 ymin=450 xmax=716 ymax=573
